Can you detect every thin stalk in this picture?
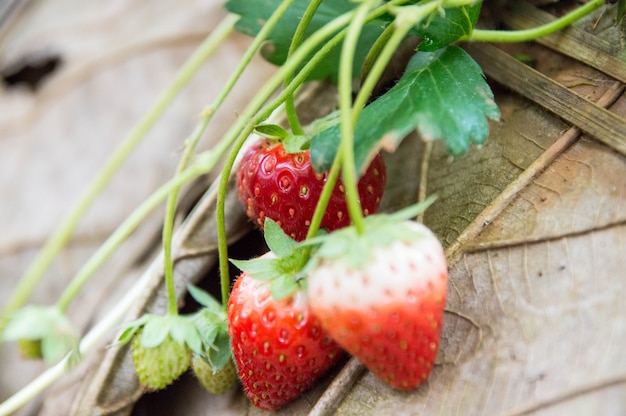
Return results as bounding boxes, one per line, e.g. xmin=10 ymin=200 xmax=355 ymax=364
xmin=304 ymin=149 xmax=343 ymax=240
xmin=161 ymin=6 xmax=283 ymax=315
xmin=215 ymin=1 xmax=399 ymax=304
xmin=55 ymin=155 xmax=218 ymax=313
xmin=337 ymin=1 xmax=379 ymax=235
xmin=0 ymin=246 xmax=160 ymax=416
xmin=466 ymin=0 xmax=604 ymax=43
xmin=284 ymin=0 xmax=324 ymax=135
xmin=0 ymin=16 xmax=236 ymax=332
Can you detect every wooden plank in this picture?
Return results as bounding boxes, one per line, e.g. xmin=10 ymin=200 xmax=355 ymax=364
xmin=464 ymin=43 xmax=626 ymax=157
xmin=501 ymin=1 xmax=626 ymax=83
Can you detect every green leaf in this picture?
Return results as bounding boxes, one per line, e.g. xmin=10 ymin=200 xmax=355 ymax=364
xmin=225 ymin=0 xmax=388 ymax=82
xmin=230 ymin=257 xmax=282 ymax=281
xmin=3 ymin=306 xmax=79 ymax=364
xmin=264 ymin=218 xmax=298 ymax=257
xmin=207 ymin=329 xmax=233 ymax=372
xmin=310 ymin=46 xmax=500 ymax=172
xmin=187 ymin=285 xmax=223 ymax=312
xmin=618 ymin=0 xmax=625 ymax=25
xmin=282 ymin=134 xmax=311 ymax=153
xmin=141 ymin=316 xmax=171 ymax=348
xmin=3 ymin=306 xmax=58 ymax=340
xmin=40 ymin=333 xmax=77 ymax=364
xmin=254 ymin=124 xmax=289 ymax=140
xmin=414 ymin=3 xmax=482 ymax=51
xmin=169 ymin=316 xmax=203 ymax=354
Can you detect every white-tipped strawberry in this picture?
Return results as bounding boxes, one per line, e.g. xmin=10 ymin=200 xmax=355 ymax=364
xmin=307 ymin=218 xmax=447 ymax=390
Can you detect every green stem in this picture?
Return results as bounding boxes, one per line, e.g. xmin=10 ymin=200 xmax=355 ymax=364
xmin=466 ymin=0 xmax=604 ymax=43
xmin=337 ymin=1 xmax=378 ymax=235
xmin=353 ymin=20 xmax=413 ymax=122
xmin=304 ymin=148 xmax=343 ymax=240
xmin=0 ymin=241 xmax=162 ymax=416
xmin=0 ymin=17 xmax=236 ymax=331
xmin=284 ymin=0 xmax=324 ymax=135
xmin=161 ymin=8 xmax=274 ymax=316
xmin=215 ymin=1 xmax=399 ymax=304
xmin=55 ymin=157 xmax=217 ymax=313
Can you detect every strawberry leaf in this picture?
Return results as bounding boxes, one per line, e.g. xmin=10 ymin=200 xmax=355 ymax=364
xmin=413 ymin=3 xmax=482 ymax=51
xmin=230 ymin=257 xmax=282 ymax=281
xmin=141 ymin=315 xmax=171 ymax=348
xmin=207 ymin=329 xmax=233 ymax=371
xmin=263 ymin=218 xmax=298 ymax=257
xmin=254 ymin=124 xmax=289 ymax=140
xmin=225 ymin=0 xmax=388 ymax=82
xmin=310 ymin=46 xmax=500 ymax=173
xmin=187 ymin=285 xmax=223 ymax=313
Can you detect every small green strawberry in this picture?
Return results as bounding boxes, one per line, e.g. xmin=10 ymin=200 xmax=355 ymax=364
xmin=307 ymin=209 xmax=447 ymax=390
xmin=17 ymin=339 xmax=43 ymax=360
xmin=192 ymin=356 xmax=238 ymax=395
xmin=131 ymin=329 xmax=191 ymax=391
xmin=119 ymin=314 xmax=204 ymax=391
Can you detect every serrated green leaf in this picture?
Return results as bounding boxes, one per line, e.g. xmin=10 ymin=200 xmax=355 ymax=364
xmin=225 ymin=0 xmax=387 ymax=82
xmin=141 ymin=316 xmax=171 ymax=348
xmin=187 ymin=285 xmax=223 ymax=312
xmin=207 ymin=330 xmax=233 ymax=372
xmin=311 ymin=46 xmax=500 ymax=172
xmin=116 ymin=326 xmax=140 ymax=346
xmin=414 ymin=3 xmax=482 ymax=51
xmin=230 ymin=257 xmax=282 ymax=281
xmin=254 ymin=124 xmax=289 ymax=140
xmin=264 ymin=218 xmax=298 ymax=257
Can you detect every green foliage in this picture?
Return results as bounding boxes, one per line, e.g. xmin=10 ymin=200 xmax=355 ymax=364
xmin=225 ymin=0 xmax=388 ymax=82
xmin=413 ymin=3 xmax=482 ymax=51
xmin=311 ymin=46 xmax=500 ymax=173
xmin=3 ymin=306 xmax=78 ymax=364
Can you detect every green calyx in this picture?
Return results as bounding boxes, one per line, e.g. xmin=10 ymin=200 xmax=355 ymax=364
xmin=2 ymin=305 xmax=78 ymax=364
xmin=230 ymin=218 xmax=311 ymax=300
xmin=310 ymin=196 xmax=438 ymax=268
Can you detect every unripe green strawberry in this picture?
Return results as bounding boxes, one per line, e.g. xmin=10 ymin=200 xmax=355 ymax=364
xmin=192 ymin=357 xmax=238 ymax=395
xmin=131 ymin=330 xmax=191 ymax=390
xmin=17 ymin=339 xmax=43 ymax=360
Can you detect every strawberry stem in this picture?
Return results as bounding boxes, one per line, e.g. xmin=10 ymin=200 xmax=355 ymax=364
xmin=215 ymin=1 xmax=397 ymax=304
xmin=465 ymin=0 xmax=605 ymax=43
xmin=337 ymin=0 xmax=378 ymax=234
xmin=54 ymin=159 xmax=218 ymax=314
xmin=283 ymin=0 xmax=323 ymax=136
xmin=0 ymin=17 xmax=238 ymax=333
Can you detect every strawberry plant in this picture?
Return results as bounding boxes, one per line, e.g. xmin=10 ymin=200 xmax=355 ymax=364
xmin=0 ymin=0 xmax=615 ymax=414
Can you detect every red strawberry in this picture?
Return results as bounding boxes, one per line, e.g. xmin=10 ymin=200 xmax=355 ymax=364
xmin=237 ymin=138 xmax=386 ymax=241
xmin=307 ymin=220 xmax=447 ymax=390
xmin=227 ymin=256 xmax=344 ymax=411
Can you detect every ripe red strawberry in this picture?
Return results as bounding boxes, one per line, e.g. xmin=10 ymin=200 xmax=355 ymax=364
xmin=237 ymin=138 xmax=386 ymax=241
xmin=227 ymin=259 xmax=344 ymax=411
xmin=307 ymin=220 xmax=447 ymax=390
